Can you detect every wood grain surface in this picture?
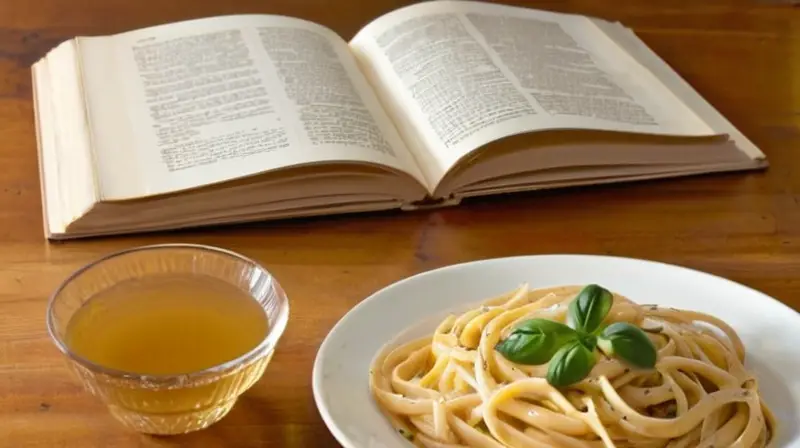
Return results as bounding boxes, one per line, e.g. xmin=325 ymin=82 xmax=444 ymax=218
xmin=1 ymin=0 xmax=798 ymax=446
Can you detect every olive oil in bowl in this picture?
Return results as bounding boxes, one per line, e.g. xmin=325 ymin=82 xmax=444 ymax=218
xmin=65 ymin=273 xmax=269 ymax=376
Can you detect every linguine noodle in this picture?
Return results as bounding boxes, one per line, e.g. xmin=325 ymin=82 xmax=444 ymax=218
xmin=369 ymin=284 xmax=777 ymax=447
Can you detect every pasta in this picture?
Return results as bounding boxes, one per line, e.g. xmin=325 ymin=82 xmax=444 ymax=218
xmin=369 ymin=284 xmax=777 ymax=447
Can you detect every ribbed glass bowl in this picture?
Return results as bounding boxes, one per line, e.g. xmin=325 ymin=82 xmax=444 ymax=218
xmin=46 ymin=244 xmax=289 ymax=435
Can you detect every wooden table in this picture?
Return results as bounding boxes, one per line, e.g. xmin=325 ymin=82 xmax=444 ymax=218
xmin=1 ymin=0 xmax=798 ymax=446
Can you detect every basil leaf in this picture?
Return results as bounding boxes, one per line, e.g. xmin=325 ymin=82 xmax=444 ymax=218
xmin=495 ymin=319 xmax=577 ymax=365
xmin=597 ymin=322 xmax=657 ymax=369
xmin=546 ymin=341 xmax=596 ymax=388
xmin=567 ymin=284 xmax=613 ymax=334
xmin=514 ymin=318 xmax=578 ymax=338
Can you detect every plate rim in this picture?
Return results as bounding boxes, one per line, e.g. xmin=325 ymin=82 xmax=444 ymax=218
xmin=311 ymin=253 xmax=800 ymax=447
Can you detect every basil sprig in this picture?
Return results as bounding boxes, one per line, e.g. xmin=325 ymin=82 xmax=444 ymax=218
xmin=494 ymin=284 xmax=657 ymax=387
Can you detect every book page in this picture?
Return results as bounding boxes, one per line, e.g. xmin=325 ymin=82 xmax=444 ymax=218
xmin=350 ymin=0 xmax=717 ymax=185
xmin=77 ymin=14 xmax=427 ymax=200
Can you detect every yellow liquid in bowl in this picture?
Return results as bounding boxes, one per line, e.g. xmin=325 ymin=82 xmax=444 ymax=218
xmin=63 ymin=273 xmax=271 ymax=434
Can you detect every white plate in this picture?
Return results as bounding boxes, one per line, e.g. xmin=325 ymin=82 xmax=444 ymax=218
xmin=312 ymin=255 xmax=800 ymax=447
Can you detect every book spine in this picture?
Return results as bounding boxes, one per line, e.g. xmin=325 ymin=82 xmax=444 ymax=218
xmin=400 ymin=195 xmax=462 ymax=211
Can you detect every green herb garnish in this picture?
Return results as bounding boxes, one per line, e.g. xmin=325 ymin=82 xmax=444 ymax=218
xmin=494 ymin=284 xmax=657 ymax=387
xmin=397 ymin=428 xmax=414 ymax=441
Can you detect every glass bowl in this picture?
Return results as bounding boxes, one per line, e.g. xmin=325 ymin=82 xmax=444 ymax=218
xmin=46 ymin=244 xmax=289 ymax=435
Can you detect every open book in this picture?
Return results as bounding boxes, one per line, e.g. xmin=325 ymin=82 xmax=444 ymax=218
xmin=31 ymin=0 xmax=767 ymax=240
